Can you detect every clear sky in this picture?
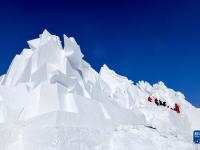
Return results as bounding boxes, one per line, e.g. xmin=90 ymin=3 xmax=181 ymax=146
xmin=0 ymin=0 xmax=199 ymax=107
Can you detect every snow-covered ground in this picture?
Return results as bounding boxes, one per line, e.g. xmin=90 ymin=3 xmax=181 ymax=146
xmin=0 ymin=30 xmax=199 ymax=150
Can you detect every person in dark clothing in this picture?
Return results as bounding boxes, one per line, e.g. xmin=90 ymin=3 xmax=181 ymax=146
xmin=159 ymin=100 xmax=163 ymax=106
xmin=155 ymin=98 xmax=159 ymax=106
xmin=163 ymin=101 xmax=167 ymax=107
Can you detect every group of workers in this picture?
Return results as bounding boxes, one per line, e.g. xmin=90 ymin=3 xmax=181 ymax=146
xmin=147 ymin=96 xmax=180 ymax=113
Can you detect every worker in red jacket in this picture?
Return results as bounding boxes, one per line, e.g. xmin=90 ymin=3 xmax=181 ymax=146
xmin=174 ymin=103 xmax=180 ymax=113
xmin=148 ymin=96 xmax=153 ymax=102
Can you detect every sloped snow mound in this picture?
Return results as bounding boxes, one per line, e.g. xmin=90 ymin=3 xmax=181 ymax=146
xmin=0 ymin=30 xmax=199 ymax=150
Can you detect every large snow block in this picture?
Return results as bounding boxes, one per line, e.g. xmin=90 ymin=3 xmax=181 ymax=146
xmin=50 ymin=72 xmax=77 ymax=92
xmin=2 ymin=55 xmax=21 ymax=85
xmin=2 ymin=55 xmax=31 ymax=85
xmin=38 ymin=82 xmax=60 ymax=115
xmin=64 ymin=35 xmax=83 ymax=69
xmin=37 ymin=38 xmax=66 ymax=73
xmin=31 ymin=63 xmax=59 ymax=87
xmin=65 ymin=58 xmax=79 ymax=77
xmin=39 ymin=30 xmax=62 ymax=49
xmin=0 ymin=85 xmax=30 ymax=110
xmin=102 ymin=100 xmax=146 ymax=126
xmin=81 ymin=60 xmax=98 ymax=84
xmin=34 ymin=90 xmax=112 ymax=129
xmin=64 ymin=94 xmax=108 ymax=129
xmin=59 ymin=89 xmax=78 ymax=113
xmin=22 ymin=85 xmax=41 ymax=120
xmin=23 ymin=111 xmax=112 ymax=150
xmin=2 ymin=49 xmax=33 ymax=86
xmin=51 ymin=72 xmax=85 ymax=97
xmin=61 ymin=93 xmax=145 ymax=127
xmin=15 ymin=59 xmax=32 ymax=84
xmin=27 ymin=38 xmax=40 ymax=50
xmin=0 ymin=103 xmax=23 ymax=123
xmin=31 ymin=64 xmax=49 ymax=87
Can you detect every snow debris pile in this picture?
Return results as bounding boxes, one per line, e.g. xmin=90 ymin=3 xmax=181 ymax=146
xmin=0 ymin=30 xmax=199 ymax=150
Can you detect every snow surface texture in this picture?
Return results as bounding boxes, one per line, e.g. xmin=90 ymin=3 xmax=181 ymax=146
xmin=0 ymin=30 xmax=199 ymax=150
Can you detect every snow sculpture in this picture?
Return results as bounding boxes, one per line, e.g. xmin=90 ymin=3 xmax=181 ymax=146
xmin=0 ymin=30 xmax=199 ymax=150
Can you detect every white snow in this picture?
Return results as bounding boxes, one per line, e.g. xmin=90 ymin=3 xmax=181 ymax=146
xmin=0 ymin=30 xmax=199 ymax=150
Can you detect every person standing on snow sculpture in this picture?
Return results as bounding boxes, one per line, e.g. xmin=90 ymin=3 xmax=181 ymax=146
xmin=159 ymin=100 xmax=163 ymax=106
xmin=155 ymin=98 xmax=159 ymax=106
xmin=148 ymin=96 xmax=153 ymax=102
xmin=163 ymin=101 xmax=167 ymax=107
xmin=174 ymin=103 xmax=180 ymax=113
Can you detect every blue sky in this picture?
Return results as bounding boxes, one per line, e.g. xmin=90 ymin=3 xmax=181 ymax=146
xmin=0 ymin=0 xmax=199 ymax=107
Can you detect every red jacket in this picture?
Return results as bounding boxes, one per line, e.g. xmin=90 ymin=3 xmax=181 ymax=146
xmin=148 ymin=96 xmax=153 ymax=102
xmin=175 ymin=103 xmax=180 ymax=113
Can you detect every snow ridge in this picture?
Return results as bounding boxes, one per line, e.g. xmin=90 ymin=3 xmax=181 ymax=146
xmin=0 ymin=30 xmax=199 ymax=150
